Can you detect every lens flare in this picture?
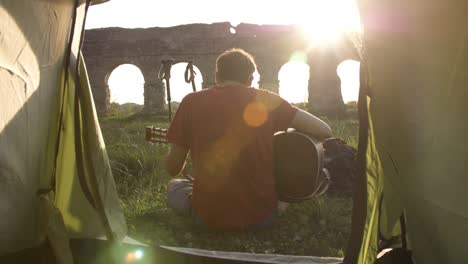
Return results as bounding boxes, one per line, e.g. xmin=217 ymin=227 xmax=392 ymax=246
xmin=125 ymin=252 xmax=135 ymax=263
xmin=243 ymin=102 xmax=268 ymax=127
xmin=289 ymin=51 xmax=307 ymax=63
xmin=135 ymin=249 xmax=143 ymax=259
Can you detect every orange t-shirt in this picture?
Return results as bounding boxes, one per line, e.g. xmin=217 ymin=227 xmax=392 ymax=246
xmin=166 ymin=85 xmax=297 ymax=229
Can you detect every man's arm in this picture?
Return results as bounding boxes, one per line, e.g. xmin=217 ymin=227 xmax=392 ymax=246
xmin=165 ymin=143 xmax=189 ymax=177
xmin=290 ymin=108 xmax=332 ymax=141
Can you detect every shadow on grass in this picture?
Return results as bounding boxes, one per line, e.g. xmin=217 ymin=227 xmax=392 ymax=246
xmin=126 ymin=194 xmax=352 ymax=257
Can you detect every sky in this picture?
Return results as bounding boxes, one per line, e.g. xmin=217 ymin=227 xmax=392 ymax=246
xmin=86 ymin=0 xmax=361 ymax=104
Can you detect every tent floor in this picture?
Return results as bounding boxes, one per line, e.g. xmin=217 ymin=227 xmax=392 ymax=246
xmin=1 ymin=237 xmax=343 ymax=264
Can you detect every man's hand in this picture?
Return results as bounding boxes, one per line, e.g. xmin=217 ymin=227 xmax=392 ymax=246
xmin=290 ymin=108 xmax=332 ymax=141
xmin=165 ymin=143 xmax=189 ymax=177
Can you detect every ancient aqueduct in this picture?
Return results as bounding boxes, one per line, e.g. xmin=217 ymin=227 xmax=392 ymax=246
xmin=82 ymin=22 xmax=360 ymax=115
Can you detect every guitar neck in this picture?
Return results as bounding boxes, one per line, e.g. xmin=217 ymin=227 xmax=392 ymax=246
xmin=145 ymin=126 xmax=193 ymax=180
xmin=145 ymin=126 xmax=168 ymax=144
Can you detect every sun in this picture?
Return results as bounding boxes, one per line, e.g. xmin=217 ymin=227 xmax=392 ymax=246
xmin=297 ymin=0 xmax=362 ymax=45
xmin=276 ymin=0 xmax=362 ymax=104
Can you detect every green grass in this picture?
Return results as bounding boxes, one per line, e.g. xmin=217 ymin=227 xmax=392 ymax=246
xmin=99 ymin=106 xmax=358 ymax=257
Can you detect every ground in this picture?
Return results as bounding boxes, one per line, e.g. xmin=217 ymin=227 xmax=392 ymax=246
xmin=99 ymin=104 xmax=358 ymax=257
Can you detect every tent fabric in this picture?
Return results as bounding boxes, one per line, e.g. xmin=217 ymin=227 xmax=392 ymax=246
xmin=350 ymin=1 xmax=468 ymax=263
xmin=54 ymin=52 xmax=127 ymax=241
xmin=0 ymin=0 xmax=126 ymax=256
xmin=0 ymin=0 xmax=75 ymax=254
xmin=91 ymin=0 xmax=111 ymax=5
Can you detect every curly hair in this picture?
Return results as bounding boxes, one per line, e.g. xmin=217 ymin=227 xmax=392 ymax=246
xmin=215 ymin=48 xmax=257 ymax=84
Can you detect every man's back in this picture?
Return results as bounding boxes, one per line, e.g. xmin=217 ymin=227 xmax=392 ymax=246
xmin=165 ymin=48 xmax=331 ymax=230
xmin=167 ymin=84 xmax=297 ymax=229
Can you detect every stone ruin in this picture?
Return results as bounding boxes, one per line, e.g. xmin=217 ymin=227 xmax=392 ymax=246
xmin=82 ymin=22 xmax=360 ymax=115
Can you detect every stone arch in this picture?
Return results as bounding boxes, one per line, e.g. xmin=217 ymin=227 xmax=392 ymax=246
xmin=83 ymin=24 xmax=360 ymax=115
xmin=168 ymin=62 xmax=203 ymax=102
xmin=278 ymin=61 xmax=310 ymax=104
xmin=307 ymin=35 xmax=361 ymax=115
xmin=87 ymin=57 xmax=166 ymax=114
xmin=106 ymin=64 xmax=145 ymax=105
xmin=256 ymin=60 xmax=284 ymax=93
xmin=132 ymin=56 xmax=166 ymax=114
xmin=254 ymin=49 xmax=293 ymax=93
xmin=337 ymin=59 xmax=360 ymax=103
xmin=190 ymin=55 xmax=217 ymax=88
xmin=86 ymin=60 xmax=136 ymax=114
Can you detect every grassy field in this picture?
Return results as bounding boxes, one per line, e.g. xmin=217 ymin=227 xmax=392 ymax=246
xmin=99 ymin=104 xmax=358 ymax=257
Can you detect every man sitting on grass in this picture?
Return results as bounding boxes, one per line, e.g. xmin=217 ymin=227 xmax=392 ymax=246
xmin=165 ymin=48 xmax=332 ymax=230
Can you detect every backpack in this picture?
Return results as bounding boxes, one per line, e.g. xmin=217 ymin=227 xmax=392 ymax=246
xmin=322 ymin=137 xmax=357 ymax=194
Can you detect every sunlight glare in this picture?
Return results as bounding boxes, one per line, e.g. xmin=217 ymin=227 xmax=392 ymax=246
xmin=337 ymin=60 xmax=360 ymax=103
xmin=298 ymin=0 xmax=362 ymax=46
xmin=252 ymin=70 xmax=260 ymax=89
xmin=278 ymin=61 xmax=310 ymax=104
xmin=108 ymin=64 xmax=144 ymax=105
xmin=289 ymin=51 xmax=307 ymax=63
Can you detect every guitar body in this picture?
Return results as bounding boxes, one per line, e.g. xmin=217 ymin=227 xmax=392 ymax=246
xmin=273 ymin=130 xmax=329 ymax=203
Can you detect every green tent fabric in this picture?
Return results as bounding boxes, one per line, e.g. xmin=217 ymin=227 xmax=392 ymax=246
xmin=345 ymin=1 xmax=468 ymax=263
xmin=0 ymin=0 xmax=125 ymax=260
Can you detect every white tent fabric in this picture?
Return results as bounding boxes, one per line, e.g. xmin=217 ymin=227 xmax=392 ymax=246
xmin=0 ymin=0 xmax=73 ymax=254
xmin=0 ymin=0 xmax=125 ymax=256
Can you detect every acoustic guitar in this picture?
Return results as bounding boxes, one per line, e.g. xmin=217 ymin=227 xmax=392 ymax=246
xmin=145 ymin=126 xmax=330 ymax=203
xmin=273 ymin=129 xmax=330 ymax=202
